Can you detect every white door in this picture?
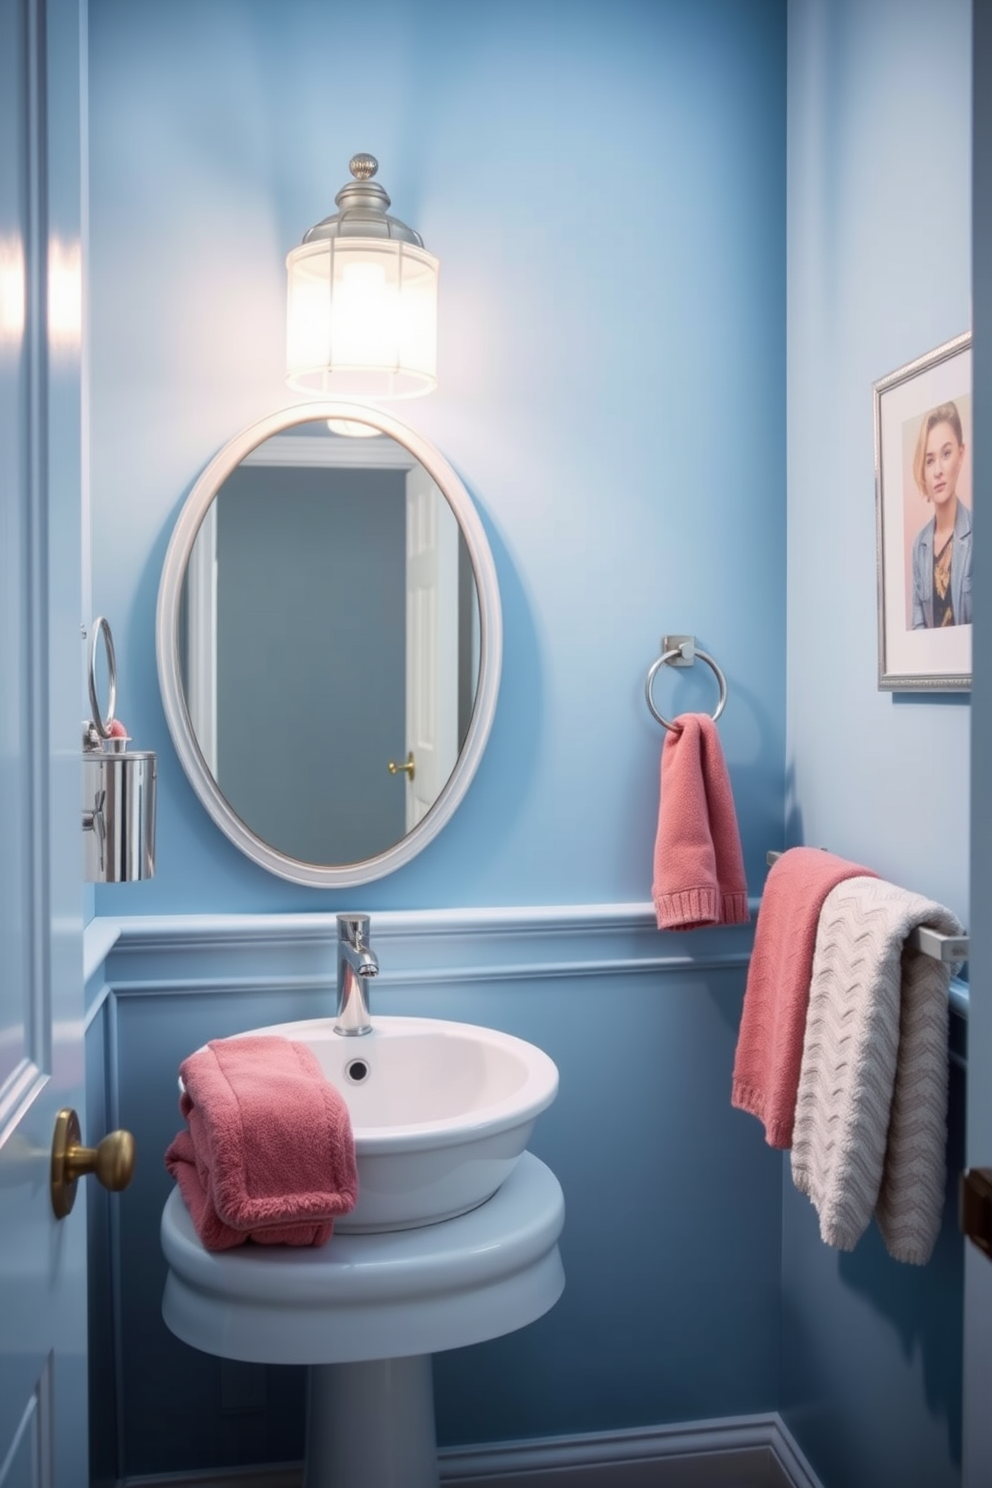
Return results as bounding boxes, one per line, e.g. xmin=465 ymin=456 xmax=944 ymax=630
xmin=404 ymin=464 xmax=460 ymax=830
xmin=0 ymin=2 xmax=88 ymax=1485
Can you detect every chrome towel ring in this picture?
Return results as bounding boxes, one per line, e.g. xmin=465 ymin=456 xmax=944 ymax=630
xmin=87 ymin=616 xmax=118 ymax=740
xmin=645 ymin=634 xmax=728 ymax=733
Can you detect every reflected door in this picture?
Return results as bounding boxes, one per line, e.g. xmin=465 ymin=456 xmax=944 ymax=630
xmin=405 ymin=464 xmax=459 ymax=829
xmin=0 ymin=2 xmax=86 ymax=1484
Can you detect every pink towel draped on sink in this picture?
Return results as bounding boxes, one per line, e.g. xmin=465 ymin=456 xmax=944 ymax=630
xmin=652 ymin=712 xmax=750 ymax=931
xmin=731 ymin=846 xmax=878 ymax=1149
xmin=164 ymin=1035 xmax=358 ymax=1251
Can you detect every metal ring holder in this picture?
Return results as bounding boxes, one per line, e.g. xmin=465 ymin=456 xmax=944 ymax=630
xmin=645 ymin=634 xmax=728 ymax=733
xmin=87 ymin=616 xmax=118 ymax=739
xmin=81 ymin=617 xmax=157 ymax=882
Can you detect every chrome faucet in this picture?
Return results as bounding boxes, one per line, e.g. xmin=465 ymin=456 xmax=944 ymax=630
xmin=334 ymin=913 xmax=378 ymax=1035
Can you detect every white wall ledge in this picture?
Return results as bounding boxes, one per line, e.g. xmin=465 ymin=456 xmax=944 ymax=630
xmin=83 ymin=901 xmax=967 ymax=1015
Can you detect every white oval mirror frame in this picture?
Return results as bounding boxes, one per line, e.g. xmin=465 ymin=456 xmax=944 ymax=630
xmin=156 ymin=401 xmax=502 ymax=887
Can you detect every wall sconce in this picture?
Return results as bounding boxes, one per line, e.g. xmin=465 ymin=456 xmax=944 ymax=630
xmin=286 ymin=153 xmax=439 ymax=401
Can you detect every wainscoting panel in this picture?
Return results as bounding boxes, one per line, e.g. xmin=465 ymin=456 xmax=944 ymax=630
xmin=85 ymin=907 xmax=791 ymax=1484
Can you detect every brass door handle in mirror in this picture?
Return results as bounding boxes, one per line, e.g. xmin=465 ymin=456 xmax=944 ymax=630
xmin=51 ymin=1107 xmax=136 ymax=1219
xmin=387 ymin=752 xmax=415 ymax=781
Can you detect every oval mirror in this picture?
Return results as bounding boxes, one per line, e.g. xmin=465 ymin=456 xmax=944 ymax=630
xmin=156 ymin=402 xmax=501 ymax=886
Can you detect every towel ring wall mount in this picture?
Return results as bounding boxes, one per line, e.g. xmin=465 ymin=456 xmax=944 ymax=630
xmin=645 ymin=635 xmax=728 ymax=732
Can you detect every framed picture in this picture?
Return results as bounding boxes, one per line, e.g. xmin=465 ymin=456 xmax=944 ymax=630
xmin=874 ymin=332 xmax=972 ymax=691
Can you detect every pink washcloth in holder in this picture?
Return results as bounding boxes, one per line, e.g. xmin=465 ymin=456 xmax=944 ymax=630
xmin=652 ymin=712 xmax=750 ymax=931
xmin=165 ymin=1035 xmax=358 ymax=1251
xmin=731 ymin=846 xmax=878 ymax=1148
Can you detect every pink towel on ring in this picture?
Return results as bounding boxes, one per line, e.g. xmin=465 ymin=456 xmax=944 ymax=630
xmin=731 ymin=847 xmax=878 ymax=1148
xmin=652 ymin=712 xmax=749 ymax=931
xmin=164 ymin=1035 xmax=358 ymax=1250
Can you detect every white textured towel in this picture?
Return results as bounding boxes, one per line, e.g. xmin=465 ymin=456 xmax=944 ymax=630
xmin=791 ymin=876 xmax=963 ymax=1266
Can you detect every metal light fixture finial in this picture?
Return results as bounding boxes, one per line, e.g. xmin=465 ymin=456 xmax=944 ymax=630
xmin=300 ymin=154 xmax=422 ymax=246
xmin=349 ymin=153 xmax=378 ymax=182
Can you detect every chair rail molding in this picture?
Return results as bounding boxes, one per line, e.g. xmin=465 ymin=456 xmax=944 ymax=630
xmin=85 ymin=902 xmax=757 ymax=1007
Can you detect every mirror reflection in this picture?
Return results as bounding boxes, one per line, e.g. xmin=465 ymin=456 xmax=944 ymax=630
xmin=177 ymin=420 xmax=480 ymax=866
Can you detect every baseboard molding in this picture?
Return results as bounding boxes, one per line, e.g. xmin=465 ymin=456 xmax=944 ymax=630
xmin=118 ymin=1471 xmax=300 ymax=1488
xmin=119 ymin=1414 xmax=824 ymax=1488
xmin=439 ymin=1416 xmax=824 ymax=1487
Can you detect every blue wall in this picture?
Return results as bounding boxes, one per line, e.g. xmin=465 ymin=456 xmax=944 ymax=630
xmin=87 ymin=0 xmax=788 ymax=915
xmin=85 ymin=2 xmax=789 ymax=1478
xmin=84 ymin=0 xmax=974 ymax=1484
xmin=782 ymin=1 xmax=971 ymax=1484
xmin=785 ymin=0 xmax=971 ymax=917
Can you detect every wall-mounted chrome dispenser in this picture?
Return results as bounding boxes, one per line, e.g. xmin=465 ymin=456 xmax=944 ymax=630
xmin=82 ymin=618 xmax=157 ymax=882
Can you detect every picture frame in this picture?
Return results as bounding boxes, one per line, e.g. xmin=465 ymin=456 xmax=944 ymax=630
xmin=874 ymin=331 xmax=972 ymax=691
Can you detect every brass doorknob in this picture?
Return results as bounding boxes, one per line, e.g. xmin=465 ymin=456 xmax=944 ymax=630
xmin=387 ymin=751 xmax=416 ymax=781
xmin=51 ymin=1107 xmax=136 ymax=1219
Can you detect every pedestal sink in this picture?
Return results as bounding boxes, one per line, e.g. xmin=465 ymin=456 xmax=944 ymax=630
xmin=161 ymin=1016 xmax=564 ymax=1488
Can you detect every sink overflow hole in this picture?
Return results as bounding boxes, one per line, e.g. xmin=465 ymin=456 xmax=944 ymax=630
xmin=345 ymin=1059 xmax=370 ymax=1084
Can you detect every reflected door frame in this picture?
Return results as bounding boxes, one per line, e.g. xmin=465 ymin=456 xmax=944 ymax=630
xmin=405 ymin=460 xmax=460 ymax=830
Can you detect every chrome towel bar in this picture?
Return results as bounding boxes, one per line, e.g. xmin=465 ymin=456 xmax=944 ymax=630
xmin=765 ymin=851 xmax=969 ymax=964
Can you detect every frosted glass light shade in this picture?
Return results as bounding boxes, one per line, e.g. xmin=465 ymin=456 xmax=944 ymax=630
xmin=286 ymin=237 xmax=439 ymax=400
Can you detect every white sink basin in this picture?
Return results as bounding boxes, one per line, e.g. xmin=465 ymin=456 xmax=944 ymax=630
xmin=225 ymin=1016 xmax=559 ymax=1233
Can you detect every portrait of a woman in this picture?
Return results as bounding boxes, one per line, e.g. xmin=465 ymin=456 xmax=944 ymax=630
xmin=910 ymin=401 xmax=972 ymax=628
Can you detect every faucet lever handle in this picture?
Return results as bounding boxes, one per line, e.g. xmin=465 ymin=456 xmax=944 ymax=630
xmin=337 ymin=912 xmax=370 ymax=947
xmin=335 ymin=913 xmax=375 ymax=1036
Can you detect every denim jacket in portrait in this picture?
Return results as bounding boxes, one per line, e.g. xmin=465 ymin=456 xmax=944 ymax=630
xmin=911 ymin=498 xmax=973 ymax=629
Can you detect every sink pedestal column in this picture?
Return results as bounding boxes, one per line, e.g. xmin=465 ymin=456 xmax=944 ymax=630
xmin=306 ymin=1355 xmax=437 ymax=1488
xmin=161 ymin=1154 xmax=564 ymax=1488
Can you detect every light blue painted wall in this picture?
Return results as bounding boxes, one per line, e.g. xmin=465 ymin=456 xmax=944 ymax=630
xmin=82 ymin=2 xmax=979 ymax=1484
xmin=85 ymin=2 xmax=788 ymax=1476
xmin=782 ymin=2 xmax=970 ymax=1484
xmin=785 ymin=0 xmax=971 ymax=918
xmin=87 ymin=0 xmax=788 ymax=915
